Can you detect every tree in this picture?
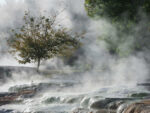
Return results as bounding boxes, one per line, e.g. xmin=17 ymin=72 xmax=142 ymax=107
xmin=84 ymin=0 xmax=150 ymax=56
xmin=9 ymin=12 xmax=82 ymax=71
xmin=85 ymin=0 xmax=150 ymax=22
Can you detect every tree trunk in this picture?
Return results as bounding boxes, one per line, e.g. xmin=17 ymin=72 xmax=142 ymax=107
xmin=37 ymin=58 xmax=40 ymax=72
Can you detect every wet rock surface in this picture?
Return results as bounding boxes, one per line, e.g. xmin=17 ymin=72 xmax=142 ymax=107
xmin=130 ymin=92 xmax=150 ymax=98
xmin=9 ymin=81 xmax=74 ymax=95
xmin=0 ymin=109 xmax=18 ymax=113
xmin=0 ymin=67 xmax=150 ymax=113
xmin=0 ymin=92 xmax=19 ymax=106
xmin=0 ymin=80 xmax=77 ymax=112
xmin=0 ymin=89 xmax=36 ymax=106
xmin=123 ymin=100 xmax=150 ymax=113
xmin=90 ymin=98 xmax=134 ymax=110
xmin=71 ymin=98 xmax=136 ymax=113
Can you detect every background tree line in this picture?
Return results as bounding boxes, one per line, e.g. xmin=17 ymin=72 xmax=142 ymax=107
xmin=85 ymin=0 xmax=150 ymax=57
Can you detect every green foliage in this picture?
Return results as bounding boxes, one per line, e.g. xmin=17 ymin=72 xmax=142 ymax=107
xmin=85 ymin=0 xmax=150 ymax=56
xmin=85 ymin=0 xmax=150 ymax=22
xmin=8 ymin=12 xmax=82 ymax=70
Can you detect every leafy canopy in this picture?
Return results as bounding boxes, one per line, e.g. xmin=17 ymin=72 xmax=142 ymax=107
xmin=9 ymin=12 xmax=82 ymax=70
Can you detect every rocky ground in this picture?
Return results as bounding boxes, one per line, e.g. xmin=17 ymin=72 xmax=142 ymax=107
xmin=72 ymin=99 xmax=150 ymax=113
xmin=0 ymin=66 xmax=150 ymax=113
xmin=72 ymin=83 xmax=150 ymax=113
xmin=0 ymin=84 xmax=150 ymax=113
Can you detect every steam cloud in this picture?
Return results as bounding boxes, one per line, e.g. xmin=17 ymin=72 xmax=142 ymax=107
xmin=0 ymin=0 xmax=149 ymax=89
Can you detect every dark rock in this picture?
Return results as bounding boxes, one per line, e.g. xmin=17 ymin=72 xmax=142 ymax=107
xmin=0 ymin=85 xmax=36 ymax=106
xmin=9 ymin=85 xmax=37 ymax=98
xmin=108 ymin=101 xmax=124 ymax=109
xmin=123 ymin=99 xmax=150 ymax=113
xmin=0 ymin=92 xmax=18 ymax=105
xmin=117 ymin=103 xmax=129 ymax=113
xmin=0 ymin=109 xmax=20 ymax=113
xmin=64 ymin=96 xmax=83 ymax=104
xmin=8 ymin=81 xmax=75 ymax=100
xmin=90 ymin=98 xmax=112 ymax=109
xmin=90 ymin=98 xmax=134 ymax=110
xmin=0 ymin=109 xmax=14 ymax=113
xmin=0 ymin=92 xmax=17 ymax=97
xmin=66 ymin=97 xmax=80 ymax=104
xmin=44 ymin=97 xmax=60 ymax=104
xmin=130 ymin=92 xmax=150 ymax=98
